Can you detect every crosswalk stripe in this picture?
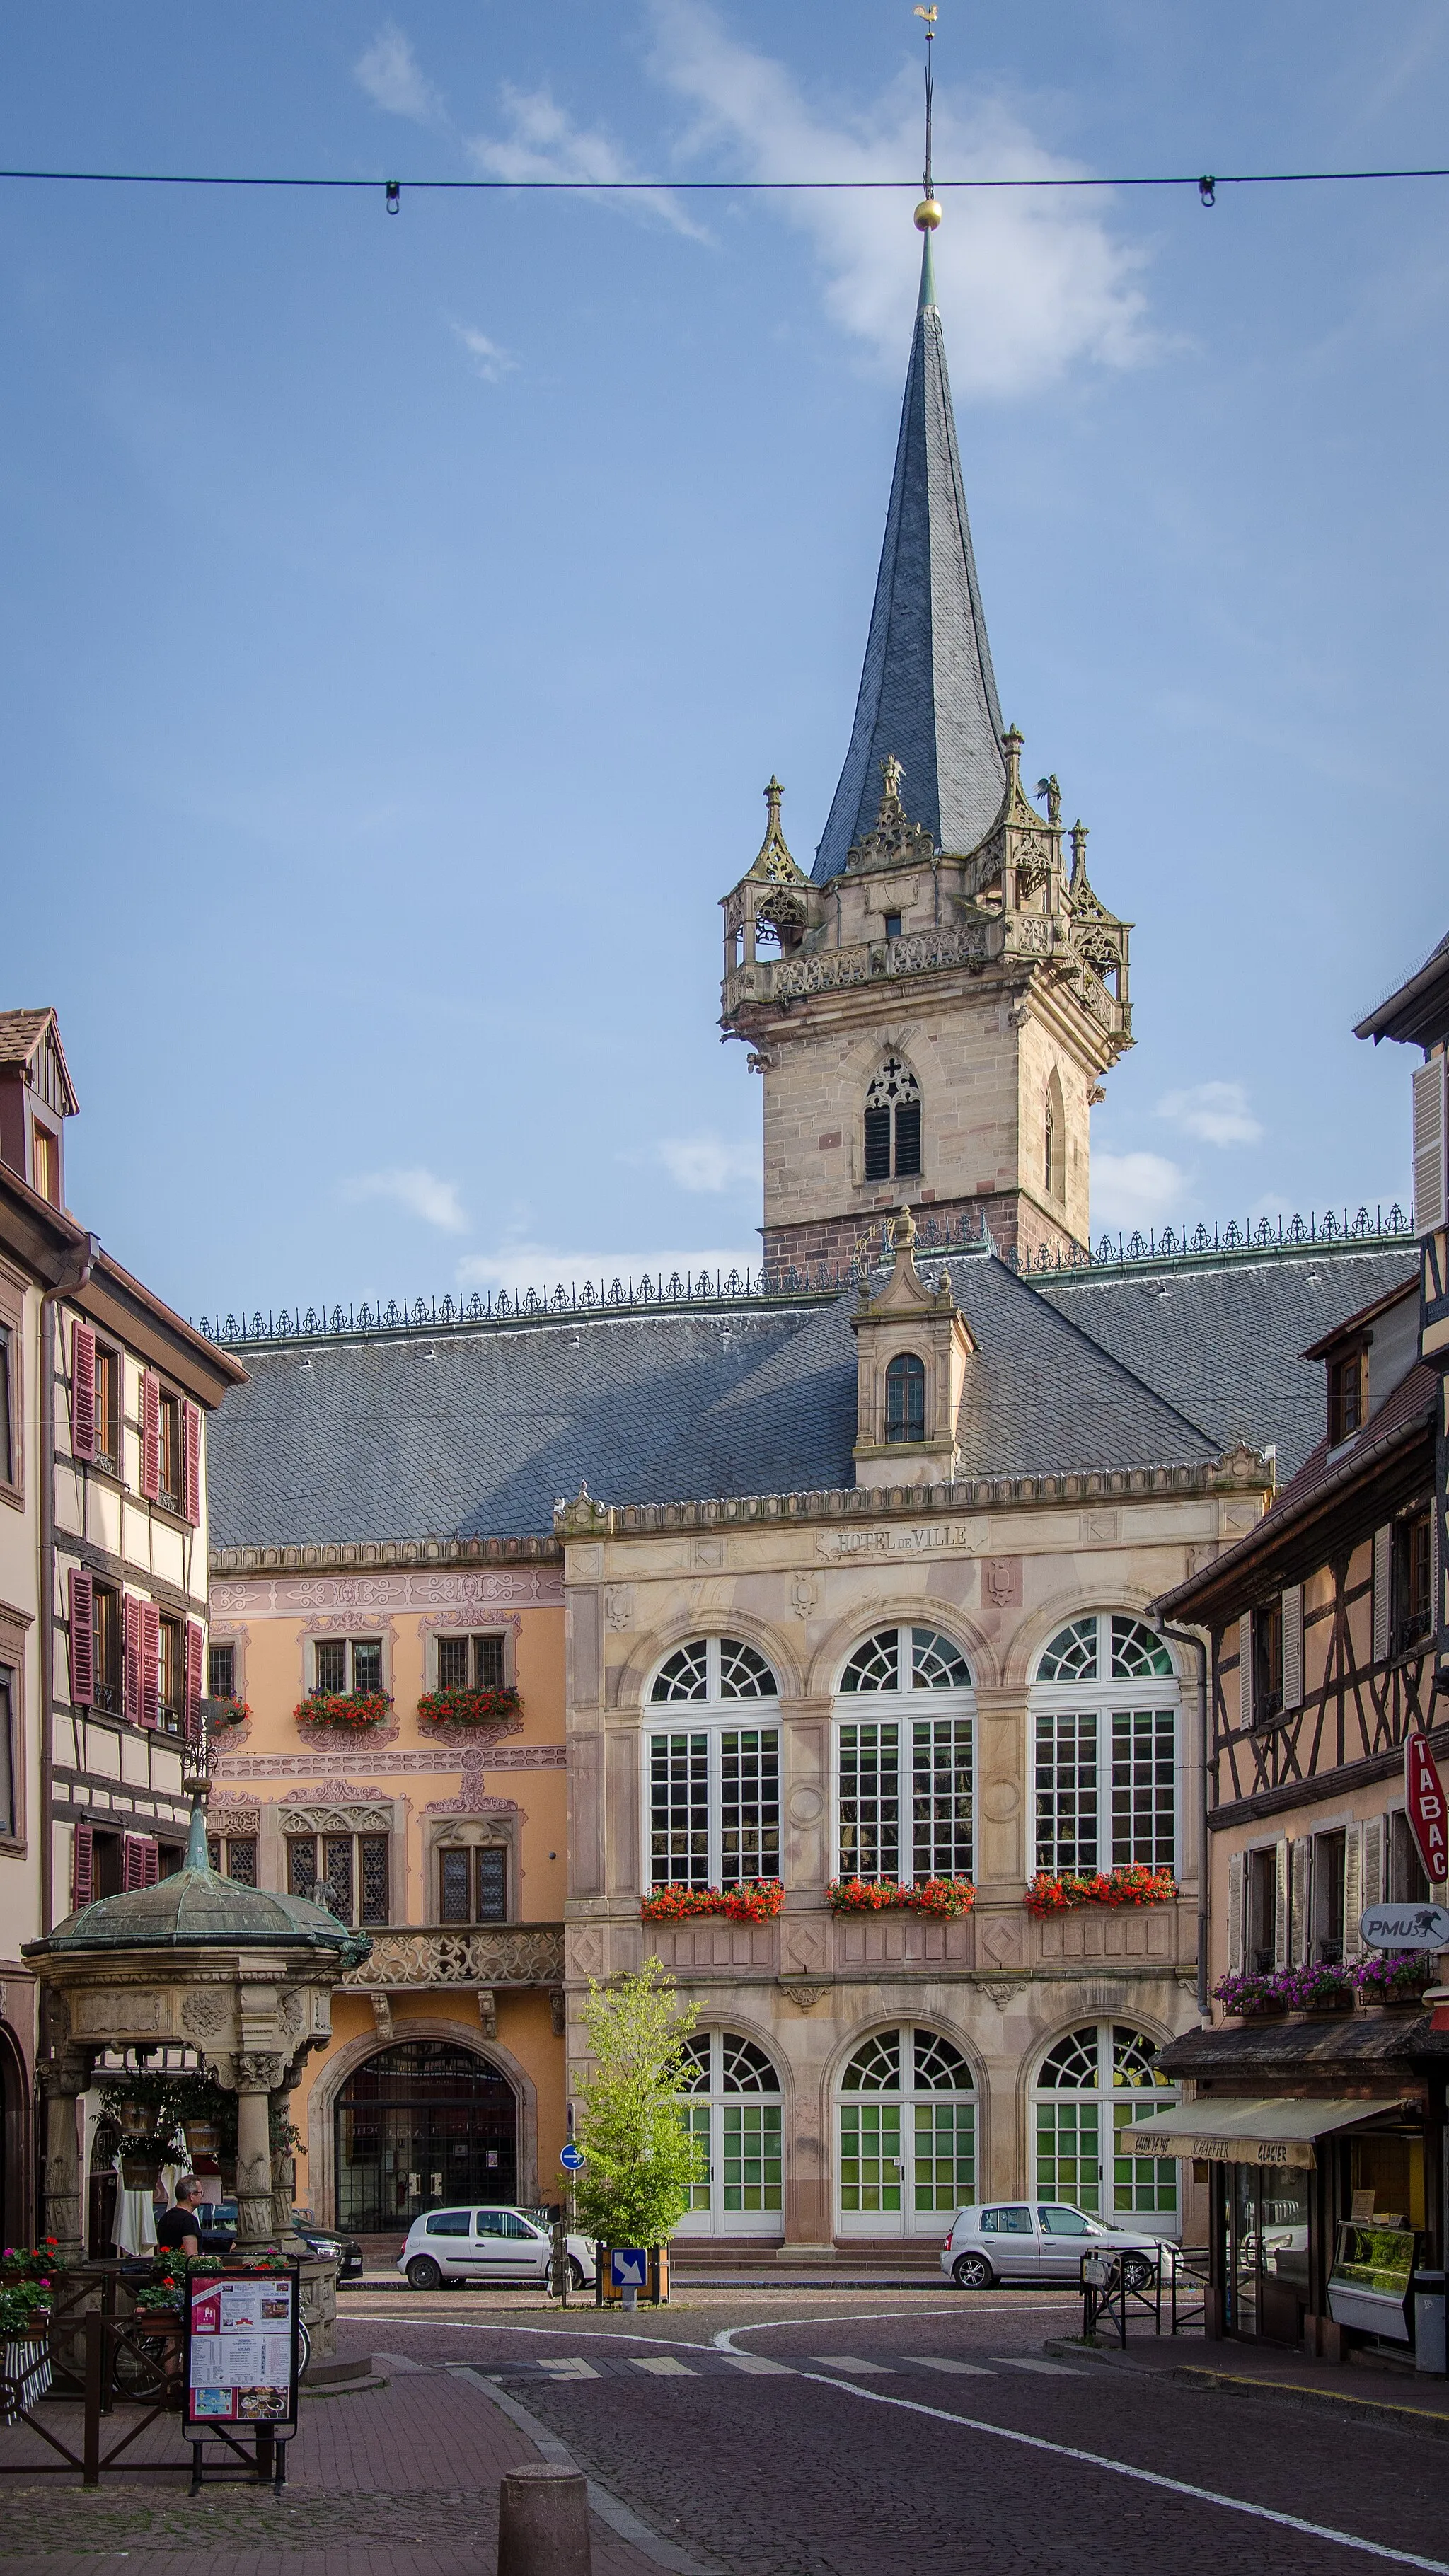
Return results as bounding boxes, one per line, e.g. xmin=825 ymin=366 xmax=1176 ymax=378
xmin=906 ymin=2357 xmax=995 ymax=2376
xmin=631 ymin=2356 xmax=696 ymax=2376
xmin=993 ymin=2357 xmax=1086 ymax=2376
xmin=717 ymin=2352 xmax=795 ymax=2375
xmin=536 ymin=2358 xmax=601 ymax=2379
xmin=811 ymin=2355 xmax=895 ymax=2374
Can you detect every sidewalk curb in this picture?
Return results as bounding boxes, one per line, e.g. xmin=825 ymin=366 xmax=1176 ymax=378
xmin=451 ymin=2364 xmax=722 ymax=2575
xmin=1043 ymin=2338 xmax=1449 ymax=2439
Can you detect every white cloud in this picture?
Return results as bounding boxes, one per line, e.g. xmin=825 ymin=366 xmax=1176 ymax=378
xmin=451 ymin=321 xmax=516 ymax=383
xmin=645 ymin=0 xmax=1150 ymax=393
xmin=1091 ymin=1150 xmax=1188 ymax=1232
xmin=354 ymin=25 xmax=441 ymax=122
xmin=340 ymin=1166 xmax=468 ymax=1232
xmin=1158 ymin=1080 xmax=1264 ymax=1148
xmin=657 ymin=1134 xmax=758 ymax=1193
xmin=467 ymin=82 xmax=707 ymax=239
xmin=457 ymin=1240 xmax=760 ymax=1298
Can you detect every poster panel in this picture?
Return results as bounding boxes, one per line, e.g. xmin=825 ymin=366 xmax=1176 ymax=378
xmin=184 ymin=2265 xmax=300 ymax=2437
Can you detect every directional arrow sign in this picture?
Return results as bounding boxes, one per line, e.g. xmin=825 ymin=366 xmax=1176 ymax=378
xmin=559 ymin=2144 xmax=585 ymax=2173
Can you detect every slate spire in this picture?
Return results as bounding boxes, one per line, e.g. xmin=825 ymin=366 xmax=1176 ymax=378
xmin=812 ymin=221 xmax=1007 ymax=884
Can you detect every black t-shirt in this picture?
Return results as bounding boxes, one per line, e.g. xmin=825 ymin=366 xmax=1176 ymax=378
xmin=155 ymin=2205 xmax=200 ymax=2251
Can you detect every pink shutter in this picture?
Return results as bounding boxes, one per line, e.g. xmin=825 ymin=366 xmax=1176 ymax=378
xmin=69 ymin=1568 xmax=95 ymax=1706
xmin=71 ymin=1322 xmax=96 ymax=1462
xmin=72 ymin=1822 xmax=93 ymax=1911
xmin=185 ymin=1620 xmax=204 ymax=1739
xmin=139 ymin=1601 xmax=160 ymax=1728
xmin=140 ymin=1373 xmax=161 ymax=1502
xmin=122 ymin=1832 xmax=146 ymax=1890
xmin=143 ymin=1835 xmax=160 ymax=1888
xmin=183 ymin=1402 xmax=201 ymax=1525
xmin=123 ymin=1593 xmax=142 ymax=1724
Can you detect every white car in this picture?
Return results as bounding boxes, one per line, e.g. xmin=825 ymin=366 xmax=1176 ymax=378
xmin=398 ymin=2205 xmax=597 ymax=2291
xmin=941 ymin=2201 xmax=1172 ymax=2291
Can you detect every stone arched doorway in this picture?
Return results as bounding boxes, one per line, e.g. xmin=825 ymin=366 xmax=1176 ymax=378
xmin=335 ymin=2040 xmax=520 ymax=2234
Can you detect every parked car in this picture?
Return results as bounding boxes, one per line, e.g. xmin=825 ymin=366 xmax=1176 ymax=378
xmin=942 ymin=2202 xmax=1172 ymax=2291
xmin=398 ymin=2205 xmax=597 ymax=2291
xmin=191 ymin=2200 xmax=365 ymax=2280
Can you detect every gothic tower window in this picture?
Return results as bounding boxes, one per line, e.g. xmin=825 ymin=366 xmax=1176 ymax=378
xmin=864 ymin=1059 xmax=922 ymax=1183
xmin=1044 ymin=1068 xmax=1066 ymax=1202
xmin=884 ymin=1352 xmax=925 ymax=1443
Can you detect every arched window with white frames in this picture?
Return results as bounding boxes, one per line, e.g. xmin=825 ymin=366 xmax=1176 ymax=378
xmin=1031 ymin=2021 xmax=1179 ymax=2235
xmin=837 ymin=2026 xmax=976 ymax=2236
xmin=834 ymin=1625 xmax=974 ymax=1885
xmin=676 ymin=2029 xmax=783 ymax=2237
xmin=1029 ymin=1612 xmax=1179 ymax=1878
xmin=646 ymin=1638 xmax=780 ymax=1890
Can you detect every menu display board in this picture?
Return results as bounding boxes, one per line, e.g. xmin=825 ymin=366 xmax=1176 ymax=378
xmin=185 ymin=2268 xmax=300 ymax=2436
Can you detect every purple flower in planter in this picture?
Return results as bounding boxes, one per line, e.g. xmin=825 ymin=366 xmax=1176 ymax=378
xmin=1356 ymin=1951 xmax=1431 ymax=2000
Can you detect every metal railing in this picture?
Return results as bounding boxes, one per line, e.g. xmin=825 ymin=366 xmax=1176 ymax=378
xmin=1079 ymin=2242 xmax=1209 ymax=2347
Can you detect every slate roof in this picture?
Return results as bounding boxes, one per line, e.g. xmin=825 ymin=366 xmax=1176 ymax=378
xmin=812 ymin=234 xmax=1007 ymax=884
xmin=210 ymin=1248 xmax=1217 ymax=1552
xmin=1038 ymin=1244 xmax=1421 ymax=1482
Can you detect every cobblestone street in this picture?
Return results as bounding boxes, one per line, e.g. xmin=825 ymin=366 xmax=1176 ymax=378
xmin=1 ymin=2289 xmax=1443 ymax=2576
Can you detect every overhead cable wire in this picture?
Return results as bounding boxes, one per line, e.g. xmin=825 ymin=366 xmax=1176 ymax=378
xmin=0 ymin=163 xmax=1445 ymax=200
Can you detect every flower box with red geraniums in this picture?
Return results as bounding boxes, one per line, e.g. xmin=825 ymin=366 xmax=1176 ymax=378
xmin=293 ymin=1691 xmax=393 ymax=1731
xmin=641 ymin=1881 xmax=784 ymax=1926
xmin=208 ymin=1697 xmax=250 ymax=1728
xmin=827 ymin=1878 xmax=976 ymax=1919
xmin=416 ymin=1685 xmax=522 ymax=1728
xmin=1024 ymin=1866 xmax=1178 ymax=1919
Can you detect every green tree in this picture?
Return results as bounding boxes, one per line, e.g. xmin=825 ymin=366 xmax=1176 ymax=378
xmin=571 ymin=1960 xmax=702 ymax=2246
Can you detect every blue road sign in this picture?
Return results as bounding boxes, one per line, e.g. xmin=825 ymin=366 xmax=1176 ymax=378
xmin=611 ymin=2248 xmax=647 ymax=2288
xmin=559 ymin=2144 xmax=585 ymax=2173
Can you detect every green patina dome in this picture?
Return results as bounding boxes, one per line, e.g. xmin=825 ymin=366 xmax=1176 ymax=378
xmin=26 ymin=1805 xmax=373 ymax=1971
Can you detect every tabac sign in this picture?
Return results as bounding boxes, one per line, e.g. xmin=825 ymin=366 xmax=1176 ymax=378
xmin=1406 ymin=1733 xmax=1449 ymax=1888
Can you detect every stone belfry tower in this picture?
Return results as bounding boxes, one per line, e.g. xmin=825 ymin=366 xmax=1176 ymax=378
xmin=720 ymin=202 xmax=1133 ymax=1278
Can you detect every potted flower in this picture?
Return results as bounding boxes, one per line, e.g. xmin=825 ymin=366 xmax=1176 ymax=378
xmin=0 ymin=2239 xmax=65 ymax=2287
xmin=1213 ymin=1971 xmax=1286 ymax=2018
xmin=294 ymin=1689 xmax=393 ymax=1731
xmin=208 ymin=1695 xmax=250 ymax=1728
xmin=0 ymin=2278 xmax=53 ymax=2425
xmin=1026 ymin=1866 xmax=1178 ymax=1918
xmin=1357 ymin=1951 xmax=1433 ymax=2009
xmin=417 ymin=1684 xmax=522 ymax=1728
xmin=641 ymin=1881 xmax=784 ymax=1925
xmin=826 ymin=1877 xmax=976 ymax=1918
xmin=1281 ymin=1960 xmax=1356 ymax=2014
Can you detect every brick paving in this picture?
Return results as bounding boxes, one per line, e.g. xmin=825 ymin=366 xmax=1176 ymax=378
xmin=0 ymin=2350 xmax=664 ymax=2576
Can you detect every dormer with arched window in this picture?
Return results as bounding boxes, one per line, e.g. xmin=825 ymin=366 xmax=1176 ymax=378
xmin=850 ymin=1206 xmax=975 ymax=1488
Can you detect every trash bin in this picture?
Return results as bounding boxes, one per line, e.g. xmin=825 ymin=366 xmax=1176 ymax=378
xmin=1414 ymin=2271 xmax=1445 ymax=2376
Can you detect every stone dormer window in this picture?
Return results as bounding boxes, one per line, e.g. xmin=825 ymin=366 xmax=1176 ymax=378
xmin=864 ymin=1059 xmax=921 ymax=1183
xmin=884 ymin=1352 xmax=925 ymax=1443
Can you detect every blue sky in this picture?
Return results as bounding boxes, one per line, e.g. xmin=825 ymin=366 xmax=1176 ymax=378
xmin=3 ymin=3 xmax=1446 ymax=1321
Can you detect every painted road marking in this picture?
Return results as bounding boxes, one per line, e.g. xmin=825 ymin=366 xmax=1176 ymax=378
xmin=717 ymin=2352 xmax=796 ymax=2374
xmin=632 ymin=2356 xmax=697 ymax=2376
xmin=993 ymin=2358 xmax=1087 ymax=2376
xmin=536 ymin=2358 xmax=601 ymax=2379
xmin=812 ymin=2355 xmax=895 ymax=2374
xmin=906 ymin=2357 xmax=996 ymax=2376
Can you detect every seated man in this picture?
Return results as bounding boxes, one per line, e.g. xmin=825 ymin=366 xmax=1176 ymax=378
xmin=154 ymin=2172 xmax=207 ymax=2258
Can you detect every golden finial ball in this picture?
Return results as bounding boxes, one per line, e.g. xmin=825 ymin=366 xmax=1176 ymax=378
xmin=914 ymin=197 xmax=943 ymax=231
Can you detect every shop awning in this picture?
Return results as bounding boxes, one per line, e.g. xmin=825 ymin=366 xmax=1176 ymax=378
xmin=1120 ymin=2096 xmax=1412 ymax=2171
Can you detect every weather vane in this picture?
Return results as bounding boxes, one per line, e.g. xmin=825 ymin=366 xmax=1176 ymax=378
xmin=913 ymin=6 xmax=942 ymax=233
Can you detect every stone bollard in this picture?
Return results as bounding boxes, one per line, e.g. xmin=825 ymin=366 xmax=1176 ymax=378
xmin=497 ymin=2462 xmax=591 ymax=2576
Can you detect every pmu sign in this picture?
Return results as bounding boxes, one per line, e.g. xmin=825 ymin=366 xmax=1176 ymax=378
xmin=1407 ymin=1733 xmax=1449 ymax=1887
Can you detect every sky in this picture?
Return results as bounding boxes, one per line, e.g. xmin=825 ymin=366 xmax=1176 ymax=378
xmin=3 ymin=2 xmax=1447 ymax=1324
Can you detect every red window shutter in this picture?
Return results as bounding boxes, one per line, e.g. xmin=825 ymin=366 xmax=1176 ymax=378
xmin=143 ymin=1835 xmax=160 ymax=1888
xmin=183 ymin=1402 xmax=201 ymax=1525
xmin=122 ymin=1832 xmax=146 ymax=1890
xmin=69 ymin=1567 xmax=95 ymax=1706
xmin=71 ymin=1322 xmax=96 ymax=1463
xmin=140 ymin=1600 xmax=161 ymax=1728
xmin=124 ymin=1593 xmax=142 ymax=1723
xmin=72 ymin=1822 xmax=94 ymax=1910
xmin=185 ymin=1620 xmax=204 ymax=1740
xmin=141 ymin=1373 xmax=161 ymax=1502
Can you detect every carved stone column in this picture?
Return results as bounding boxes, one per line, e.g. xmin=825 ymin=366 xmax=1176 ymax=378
xmin=37 ymin=2048 xmax=90 ymax=2258
xmin=212 ymin=2052 xmax=287 ymax=2245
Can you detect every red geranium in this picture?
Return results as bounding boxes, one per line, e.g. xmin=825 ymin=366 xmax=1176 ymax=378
xmin=417 ymin=1685 xmax=522 ymax=1727
xmin=827 ymin=1878 xmax=976 ymax=1918
xmin=1024 ymin=1866 xmax=1177 ymax=1918
xmin=641 ymin=1881 xmax=784 ymax=1925
xmin=294 ymin=1691 xmax=393 ymax=1729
